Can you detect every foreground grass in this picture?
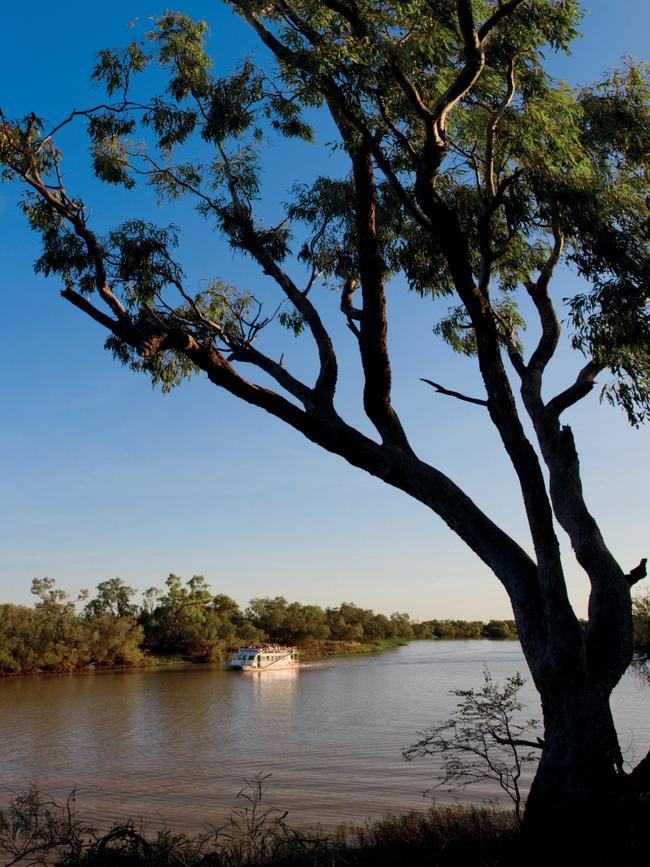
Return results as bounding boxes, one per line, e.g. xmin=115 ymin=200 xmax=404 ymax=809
xmin=2 ymin=781 xmax=648 ymax=867
xmin=0 ymin=784 xmax=515 ymax=867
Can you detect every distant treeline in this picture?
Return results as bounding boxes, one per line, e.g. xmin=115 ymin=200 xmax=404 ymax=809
xmin=2 ymin=574 xmax=521 ymax=675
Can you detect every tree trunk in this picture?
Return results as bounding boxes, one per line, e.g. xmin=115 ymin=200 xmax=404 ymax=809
xmin=523 ymin=677 xmax=629 ymax=863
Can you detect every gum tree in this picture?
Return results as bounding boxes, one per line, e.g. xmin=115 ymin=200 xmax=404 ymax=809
xmin=1 ymin=0 xmax=649 ymax=836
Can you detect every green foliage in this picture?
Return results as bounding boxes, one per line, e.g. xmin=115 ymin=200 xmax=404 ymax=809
xmin=105 ymin=334 xmax=200 ymax=395
xmin=0 ymin=604 xmax=41 ymax=673
xmin=108 ymin=221 xmax=183 ymax=305
xmin=140 ymin=574 xmax=266 ymax=658
xmin=481 ymin=619 xmax=519 ymax=640
xmin=91 ymin=42 xmax=149 ymax=96
xmin=278 ymin=309 xmax=306 ymax=335
xmin=85 ymin=615 xmax=144 ymax=667
xmin=404 ymin=667 xmax=541 ymax=822
xmin=88 ymin=113 xmax=137 ymax=188
xmin=84 ymin=578 xmax=138 ymax=619
xmin=0 ymin=578 xmax=143 ymax=674
xmin=243 ymin=597 xmax=416 ymax=644
xmin=149 ymin=13 xmax=212 ymax=102
xmin=203 ymin=60 xmax=263 ymax=143
xmin=1 ymin=3 xmax=648 ymax=423
xmin=143 ymin=100 xmax=198 ymax=151
xmin=144 ymin=573 xmax=220 ymax=657
xmin=413 ymin=619 xmax=517 ymax=640
xmin=0 ymin=574 xmax=519 ymax=674
xmin=434 ymin=305 xmax=478 ymax=356
xmin=22 ymin=198 xmax=96 ymax=294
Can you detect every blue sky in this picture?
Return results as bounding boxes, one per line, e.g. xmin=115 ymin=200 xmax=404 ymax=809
xmin=1 ymin=1 xmax=648 ymax=620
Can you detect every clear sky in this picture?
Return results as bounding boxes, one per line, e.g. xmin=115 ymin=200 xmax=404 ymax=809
xmin=1 ymin=1 xmax=648 ymax=620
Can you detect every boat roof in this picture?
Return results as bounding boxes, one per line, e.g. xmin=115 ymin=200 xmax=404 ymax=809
xmin=235 ymin=645 xmax=297 ymax=652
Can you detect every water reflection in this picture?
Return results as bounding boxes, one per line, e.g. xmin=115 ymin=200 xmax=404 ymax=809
xmin=245 ymin=667 xmax=299 ymax=683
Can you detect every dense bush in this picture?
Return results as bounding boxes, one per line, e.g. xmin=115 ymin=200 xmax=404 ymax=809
xmin=0 ymin=581 xmax=143 ymax=675
xmin=1 ymin=575 xmax=524 ymax=675
xmin=413 ymin=619 xmax=518 ymax=640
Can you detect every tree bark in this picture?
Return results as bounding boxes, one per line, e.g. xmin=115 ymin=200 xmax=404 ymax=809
xmin=522 ymin=669 xmax=630 ymax=862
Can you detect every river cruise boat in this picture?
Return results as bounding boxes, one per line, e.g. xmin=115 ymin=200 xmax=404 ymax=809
xmin=228 ymin=644 xmax=298 ymax=671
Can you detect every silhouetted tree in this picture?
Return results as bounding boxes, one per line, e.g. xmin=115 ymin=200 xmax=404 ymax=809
xmin=405 ymin=668 xmax=542 ymax=823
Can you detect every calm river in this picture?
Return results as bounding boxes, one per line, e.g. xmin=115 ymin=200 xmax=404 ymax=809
xmin=1 ymin=641 xmax=648 ymax=832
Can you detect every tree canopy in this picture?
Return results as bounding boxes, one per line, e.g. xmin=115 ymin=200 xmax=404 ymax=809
xmin=1 ymin=0 xmax=649 ymax=843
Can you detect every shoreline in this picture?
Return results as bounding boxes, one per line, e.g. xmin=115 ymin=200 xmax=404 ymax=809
xmin=1 ymin=786 xmax=646 ymax=866
xmin=0 ymin=635 xmax=519 ymax=679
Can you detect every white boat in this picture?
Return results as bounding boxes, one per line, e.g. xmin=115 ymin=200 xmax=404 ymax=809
xmin=228 ymin=644 xmax=298 ymax=671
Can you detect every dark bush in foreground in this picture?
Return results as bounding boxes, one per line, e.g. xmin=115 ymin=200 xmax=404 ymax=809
xmin=0 ymin=784 xmax=514 ymax=867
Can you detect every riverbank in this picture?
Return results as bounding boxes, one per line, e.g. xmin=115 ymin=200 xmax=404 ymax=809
xmin=0 ymin=635 xmax=520 ymax=678
xmin=103 ymin=636 xmax=411 ymax=669
xmin=0 ymin=638 xmax=410 ymax=678
xmin=2 ymin=785 xmax=647 ymax=867
xmin=296 ymin=635 xmax=408 ymax=660
xmin=0 ymin=785 xmax=515 ymax=866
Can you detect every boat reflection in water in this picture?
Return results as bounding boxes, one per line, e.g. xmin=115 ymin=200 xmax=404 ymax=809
xmin=228 ymin=645 xmax=298 ymax=672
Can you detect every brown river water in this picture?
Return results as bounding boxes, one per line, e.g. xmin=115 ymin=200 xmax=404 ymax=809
xmin=1 ymin=641 xmax=648 ymax=832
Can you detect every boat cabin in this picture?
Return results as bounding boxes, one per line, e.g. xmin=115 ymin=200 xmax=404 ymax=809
xmin=228 ymin=645 xmax=298 ymax=671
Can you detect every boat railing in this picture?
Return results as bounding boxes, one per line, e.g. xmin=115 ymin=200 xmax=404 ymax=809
xmin=229 ymin=645 xmax=298 ymax=670
xmin=256 ymin=648 xmax=297 ymax=669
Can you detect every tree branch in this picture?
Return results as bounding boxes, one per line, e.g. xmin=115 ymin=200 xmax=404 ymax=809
xmin=524 ymin=230 xmax=564 ymax=385
xmin=60 ymin=288 xmax=125 ymax=333
xmin=477 ymin=57 xmax=517 ymax=296
xmin=484 ymin=58 xmax=517 ymax=201
xmin=502 ymin=333 xmax=527 ymax=380
xmin=350 ymin=141 xmax=413 ymax=451
xmin=420 ymin=378 xmax=488 ymax=407
xmin=22 ymin=170 xmax=129 ymax=322
xmin=488 ymin=729 xmax=545 ymax=750
xmin=626 ymin=558 xmax=647 ymax=586
xmin=215 ymin=140 xmax=339 ymax=408
xmin=512 ymin=246 xmax=627 ymax=688
xmin=340 ymin=272 xmax=362 ymax=338
xmin=478 ymin=0 xmax=528 ymax=41
xmin=236 ymin=5 xmax=432 ymax=231
xmin=546 ymin=359 xmax=602 ymax=417
xmin=320 ymin=0 xmax=365 ymax=38
xmin=432 ymin=0 xmax=484 ymax=136
xmin=228 ymin=342 xmax=313 ymax=406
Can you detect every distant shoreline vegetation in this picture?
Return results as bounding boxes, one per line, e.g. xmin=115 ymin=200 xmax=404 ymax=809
xmin=0 ymin=575 xmax=523 ymax=676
